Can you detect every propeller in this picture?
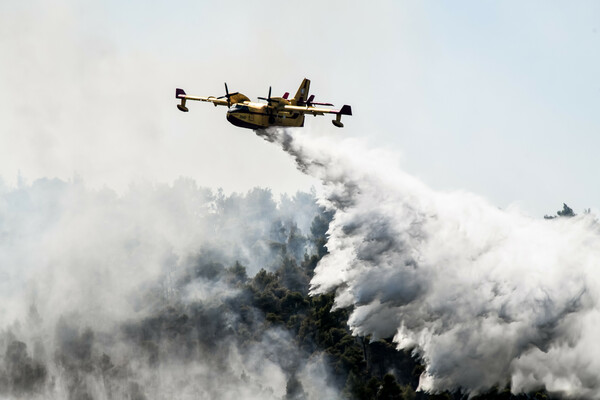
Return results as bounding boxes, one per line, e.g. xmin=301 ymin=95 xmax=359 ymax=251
xmin=258 ymin=86 xmax=275 ymax=105
xmin=217 ymin=82 xmax=239 ymax=106
xmin=258 ymin=86 xmax=277 ymax=123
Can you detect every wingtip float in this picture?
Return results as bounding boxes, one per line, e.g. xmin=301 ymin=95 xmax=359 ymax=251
xmin=175 ymin=78 xmax=352 ymax=129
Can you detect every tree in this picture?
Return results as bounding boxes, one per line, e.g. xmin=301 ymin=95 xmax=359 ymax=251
xmin=377 ymin=374 xmax=401 ymax=400
xmin=544 ymin=203 xmax=576 ymax=219
xmin=557 ymin=203 xmax=575 ymax=217
xmin=226 ymin=261 xmax=248 ymax=285
xmin=285 ymin=374 xmax=307 ymax=400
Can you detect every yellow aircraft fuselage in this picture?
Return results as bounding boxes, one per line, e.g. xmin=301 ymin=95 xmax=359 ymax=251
xmin=226 ymin=100 xmax=305 ymax=130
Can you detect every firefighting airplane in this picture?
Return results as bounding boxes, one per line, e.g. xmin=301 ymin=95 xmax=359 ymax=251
xmin=175 ymin=78 xmax=352 ymax=129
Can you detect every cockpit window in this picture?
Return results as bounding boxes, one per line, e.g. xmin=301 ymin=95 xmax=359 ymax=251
xmin=229 ymin=104 xmax=249 ymax=113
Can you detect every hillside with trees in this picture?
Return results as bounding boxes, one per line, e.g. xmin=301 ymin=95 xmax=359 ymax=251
xmin=0 ymin=182 xmax=566 ymax=399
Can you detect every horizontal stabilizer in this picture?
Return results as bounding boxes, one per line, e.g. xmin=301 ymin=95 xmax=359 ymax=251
xmin=302 ymin=95 xmax=334 ymax=107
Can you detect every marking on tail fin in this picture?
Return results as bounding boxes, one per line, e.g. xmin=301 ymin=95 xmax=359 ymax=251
xmin=293 ymin=78 xmax=311 ymax=105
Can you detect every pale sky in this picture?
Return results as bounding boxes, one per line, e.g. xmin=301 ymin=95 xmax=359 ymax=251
xmin=1 ymin=1 xmax=599 ymax=216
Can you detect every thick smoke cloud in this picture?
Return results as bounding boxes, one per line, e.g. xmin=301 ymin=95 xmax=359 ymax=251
xmin=258 ymin=128 xmax=600 ymax=397
xmin=0 ymin=178 xmax=336 ymax=399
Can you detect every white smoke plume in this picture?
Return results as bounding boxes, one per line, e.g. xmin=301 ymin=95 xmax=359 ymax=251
xmin=257 ymin=128 xmax=600 ymax=398
xmin=0 ymin=178 xmax=334 ymax=399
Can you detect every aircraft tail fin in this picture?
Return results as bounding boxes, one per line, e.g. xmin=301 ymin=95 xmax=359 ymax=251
xmin=339 ymin=104 xmax=352 ymax=116
xmin=332 ymin=105 xmax=352 ymax=128
xmin=292 ymin=78 xmax=311 ymax=105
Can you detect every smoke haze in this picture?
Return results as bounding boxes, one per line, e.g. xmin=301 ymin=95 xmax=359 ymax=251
xmin=4 ymin=126 xmax=597 ymax=399
xmin=4 ymin=0 xmax=600 ymax=398
xmin=0 ymin=0 xmax=316 ymax=195
xmin=0 ymin=179 xmax=340 ymax=399
xmin=257 ymin=128 xmax=600 ymax=398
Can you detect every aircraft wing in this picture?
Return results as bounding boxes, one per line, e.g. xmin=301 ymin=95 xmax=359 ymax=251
xmin=282 ymin=104 xmax=352 ymax=128
xmin=176 ymin=88 xmax=229 ymax=111
xmin=282 ymin=104 xmax=352 ymax=116
xmin=179 ymin=94 xmax=229 ymax=106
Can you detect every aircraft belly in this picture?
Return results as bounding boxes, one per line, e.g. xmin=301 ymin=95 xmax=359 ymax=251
xmin=226 ymin=111 xmax=305 ymax=129
xmin=226 ymin=112 xmax=266 ymax=130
